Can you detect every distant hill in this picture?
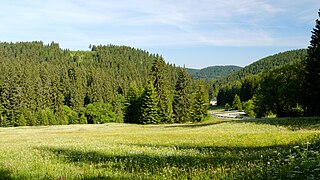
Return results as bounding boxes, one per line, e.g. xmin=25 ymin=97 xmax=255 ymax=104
xmin=215 ymin=49 xmax=307 ymax=84
xmin=187 ymin=65 xmax=242 ymax=80
xmin=215 ymin=49 xmax=308 ymax=105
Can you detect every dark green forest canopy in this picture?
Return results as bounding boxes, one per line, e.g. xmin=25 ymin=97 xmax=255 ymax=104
xmin=0 ymin=41 xmax=210 ymax=126
xmin=0 ymin=40 xmax=314 ymax=125
xmin=187 ymin=65 xmax=242 ymax=80
xmin=214 ymin=49 xmax=307 ymax=86
xmin=0 ymin=41 xmax=184 ymax=126
xmin=215 ymin=49 xmax=308 ymax=108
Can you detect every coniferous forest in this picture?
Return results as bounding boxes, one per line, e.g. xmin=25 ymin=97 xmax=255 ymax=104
xmin=0 ymin=42 xmax=209 ymax=127
xmin=1 ymin=11 xmax=320 ymax=127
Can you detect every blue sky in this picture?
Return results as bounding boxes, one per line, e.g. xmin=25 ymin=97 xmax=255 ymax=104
xmin=1 ymin=0 xmax=319 ymax=68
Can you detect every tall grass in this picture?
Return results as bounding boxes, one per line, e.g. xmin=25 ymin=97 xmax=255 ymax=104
xmin=0 ymin=117 xmax=320 ymax=179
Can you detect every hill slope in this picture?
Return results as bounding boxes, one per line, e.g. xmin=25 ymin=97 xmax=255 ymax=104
xmin=187 ymin=65 xmax=242 ymax=80
xmin=0 ymin=42 xmax=181 ymax=126
xmin=215 ymin=49 xmax=308 ymax=105
xmin=215 ymin=49 xmax=307 ymax=84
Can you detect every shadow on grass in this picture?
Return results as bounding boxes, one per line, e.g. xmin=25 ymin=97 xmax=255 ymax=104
xmin=166 ymin=116 xmax=320 ymax=130
xmin=236 ymin=117 xmax=320 ymax=130
xmin=37 ymin=135 xmax=320 ymax=179
xmin=0 ymin=168 xmax=18 ymax=180
xmin=162 ymin=119 xmax=231 ymax=128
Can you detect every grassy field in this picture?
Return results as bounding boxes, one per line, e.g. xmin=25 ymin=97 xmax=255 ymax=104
xmin=1 ymin=117 xmax=320 ymax=179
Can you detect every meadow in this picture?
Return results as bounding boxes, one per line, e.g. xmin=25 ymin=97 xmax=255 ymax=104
xmin=0 ymin=117 xmax=320 ymax=179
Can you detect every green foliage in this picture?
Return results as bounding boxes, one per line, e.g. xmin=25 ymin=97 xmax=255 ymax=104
xmin=187 ymin=65 xmax=242 ymax=80
xmin=225 ymin=103 xmax=231 ymax=111
xmin=302 ymin=10 xmax=320 ymax=116
xmin=16 ymin=114 xmax=27 ymax=126
xmin=112 ymin=94 xmax=126 ymax=123
xmin=0 ymin=42 xmax=190 ymax=127
xmin=173 ymin=68 xmax=192 ymax=123
xmin=151 ymin=57 xmax=172 ymax=123
xmin=217 ymin=80 xmax=243 ymax=106
xmin=243 ymin=99 xmax=255 ymax=117
xmin=232 ymin=94 xmax=242 ymax=110
xmin=0 ymin=41 xmax=213 ymax=126
xmin=79 ymin=114 xmax=88 ymax=124
xmin=20 ymin=107 xmax=37 ymax=126
xmin=46 ymin=110 xmax=57 ymax=125
xmin=82 ymin=102 xmax=117 ymax=124
xmin=63 ymin=105 xmax=79 ymax=124
xmin=124 ymin=82 xmax=141 ymax=124
xmin=216 ymin=49 xmax=307 ymax=107
xmin=192 ymin=83 xmax=209 ymax=122
xmin=139 ymin=81 xmax=159 ymax=124
xmin=254 ymin=62 xmax=304 ymax=118
xmin=216 ymin=49 xmax=307 ymax=85
xmin=37 ymin=109 xmax=49 ymax=126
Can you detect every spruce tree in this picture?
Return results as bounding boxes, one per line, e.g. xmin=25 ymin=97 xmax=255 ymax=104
xmin=173 ymin=68 xmax=191 ymax=123
xmin=303 ymin=10 xmax=320 ymax=116
xmin=139 ymin=81 xmax=159 ymax=124
xmin=124 ymin=82 xmax=141 ymax=123
xmin=192 ymin=83 xmax=208 ymax=122
xmin=151 ymin=57 xmax=172 ymax=123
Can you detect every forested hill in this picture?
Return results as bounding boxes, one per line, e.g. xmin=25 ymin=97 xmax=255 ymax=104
xmin=215 ymin=49 xmax=308 ymax=106
xmin=0 ymin=41 xmax=183 ymax=126
xmin=187 ymin=65 xmax=242 ymax=80
xmin=215 ymin=49 xmax=307 ymax=84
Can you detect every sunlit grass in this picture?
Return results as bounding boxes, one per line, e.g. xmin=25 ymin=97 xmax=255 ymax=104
xmin=0 ymin=117 xmax=320 ymax=179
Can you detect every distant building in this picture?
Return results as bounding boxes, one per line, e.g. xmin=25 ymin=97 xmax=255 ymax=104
xmin=210 ymin=98 xmax=217 ymax=106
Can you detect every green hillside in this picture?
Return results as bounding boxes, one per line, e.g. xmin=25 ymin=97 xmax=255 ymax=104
xmin=187 ymin=65 xmax=242 ymax=80
xmin=0 ymin=42 xmax=194 ymax=126
xmin=216 ymin=49 xmax=307 ymax=84
xmin=215 ymin=49 xmax=308 ymax=106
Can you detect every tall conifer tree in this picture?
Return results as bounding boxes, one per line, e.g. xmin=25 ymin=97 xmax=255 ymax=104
xmin=192 ymin=82 xmax=208 ymax=122
xmin=151 ymin=57 xmax=172 ymax=123
xmin=173 ymin=68 xmax=191 ymax=123
xmin=139 ymin=81 xmax=159 ymax=124
xmin=303 ymin=10 xmax=320 ymax=116
xmin=125 ymin=82 xmax=140 ymax=123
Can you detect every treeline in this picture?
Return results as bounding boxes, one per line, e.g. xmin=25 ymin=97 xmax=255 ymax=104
xmin=187 ymin=65 xmax=242 ymax=80
xmin=215 ymin=10 xmax=320 ymax=118
xmin=0 ymin=42 xmax=209 ymax=127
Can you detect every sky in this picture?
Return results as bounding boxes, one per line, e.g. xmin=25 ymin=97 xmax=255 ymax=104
xmin=1 ymin=0 xmax=319 ymax=68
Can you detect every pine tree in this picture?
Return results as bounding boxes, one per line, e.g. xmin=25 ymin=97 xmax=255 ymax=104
xmin=192 ymin=83 xmax=208 ymax=122
xmin=303 ymin=10 xmax=320 ymax=116
xmin=173 ymin=68 xmax=191 ymax=123
xmin=139 ymin=81 xmax=159 ymax=124
xmin=151 ymin=57 xmax=172 ymax=123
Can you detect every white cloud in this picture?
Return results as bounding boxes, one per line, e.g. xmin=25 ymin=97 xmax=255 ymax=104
xmin=0 ymin=0 xmax=319 ymax=49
